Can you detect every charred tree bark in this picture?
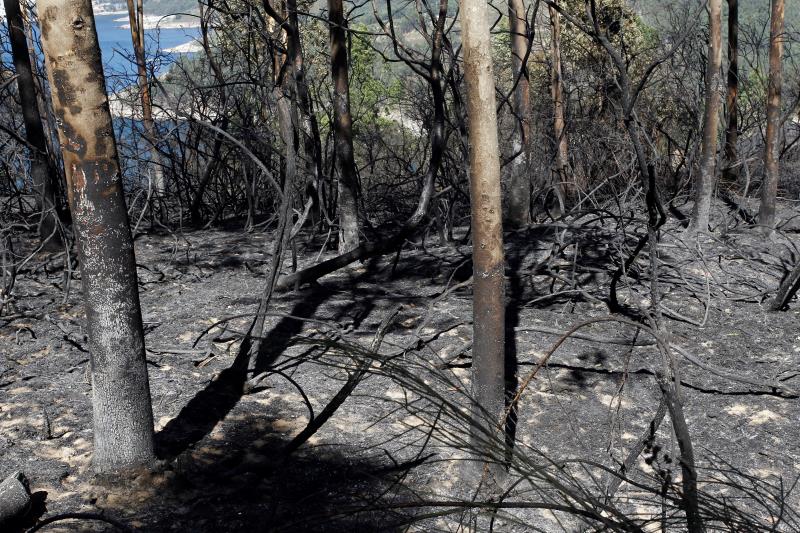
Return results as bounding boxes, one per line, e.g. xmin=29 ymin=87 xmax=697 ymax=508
xmin=407 ymin=0 xmax=448 ymax=228
xmin=689 ymin=0 xmax=722 ymax=234
xmin=722 ymin=0 xmax=739 ymax=184
xmin=276 ymin=0 xmax=448 ymax=290
xmin=5 ymin=0 xmax=63 ymax=249
xmin=770 ymin=260 xmax=800 ymax=311
xmin=506 ymin=0 xmax=532 ymax=227
xmin=189 ymin=118 xmax=228 ymax=226
xmin=125 ymin=0 xmax=164 ymax=193
xmin=329 ymin=0 xmax=360 ymax=252
xmin=460 ymin=0 xmax=506 ymax=473
xmin=37 ymin=0 xmax=156 ymax=472
xmin=287 ymin=0 xmax=327 ymax=226
xmin=549 ymin=1 xmax=568 ymax=208
xmin=758 ymin=0 xmax=784 ymax=232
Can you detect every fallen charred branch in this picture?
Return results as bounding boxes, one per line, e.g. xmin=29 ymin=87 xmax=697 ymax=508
xmin=276 ymin=231 xmax=406 ymax=290
xmin=769 ymin=259 xmax=800 ymax=311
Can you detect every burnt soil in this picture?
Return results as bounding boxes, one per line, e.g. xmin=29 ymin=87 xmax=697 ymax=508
xmin=2 ymin=207 xmax=800 ymax=532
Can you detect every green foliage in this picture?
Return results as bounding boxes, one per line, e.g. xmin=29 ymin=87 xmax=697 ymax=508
xmin=349 ymin=24 xmax=404 ymax=129
xmin=559 ymin=0 xmax=656 ymax=74
xmin=492 ymin=17 xmax=513 ymax=92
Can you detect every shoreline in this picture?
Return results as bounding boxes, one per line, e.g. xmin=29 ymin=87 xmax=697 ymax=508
xmin=94 ymin=8 xmax=128 ymax=15
xmin=112 ymin=13 xmax=201 ymax=30
xmin=164 ymin=40 xmax=203 ymax=54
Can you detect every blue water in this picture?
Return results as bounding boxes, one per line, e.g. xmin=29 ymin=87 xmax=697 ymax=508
xmin=2 ymin=12 xmax=200 ymax=90
xmin=94 ymin=13 xmax=199 ymax=88
xmin=2 ymin=12 xmax=199 ymax=187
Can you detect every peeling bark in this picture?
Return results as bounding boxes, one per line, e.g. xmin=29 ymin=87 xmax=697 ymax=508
xmin=37 ymin=0 xmax=155 ymax=472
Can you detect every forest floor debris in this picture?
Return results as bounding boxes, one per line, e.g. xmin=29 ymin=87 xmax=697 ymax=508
xmin=2 ymin=213 xmax=800 ymax=531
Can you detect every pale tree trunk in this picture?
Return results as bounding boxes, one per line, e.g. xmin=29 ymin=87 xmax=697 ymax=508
xmin=689 ymin=0 xmax=722 ymax=234
xmin=722 ymin=0 xmax=738 ymax=183
xmin=5 ymin=0 xmax=63 ymax=249
xmin=329 ymin=0 xmax=360 ymax=252
xmin=549 ymin=1 xmax=568 ymax=208
xmin=126 ymin=0 xmax=164 ymax=194
xmin=37 ymin=0 xmax=156 ymax=473
xmin=460 ymin=0 xmax=506 ymax=475
xmin=759 ymin=0 xmax=784 ymax=231
xmin=506 ymin=0 xmax=532 ymax=227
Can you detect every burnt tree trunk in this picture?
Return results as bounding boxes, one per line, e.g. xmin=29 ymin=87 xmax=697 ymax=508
xmin=247 ymin=0 xmax=300 ymax=352
xmin=407 ymin=0 xmax=448 ymax=228
xmin=126 ymin=0 xmax=164 ymax=193
xmin=549 ymin=1 xmax=568 ymax=209
xmin=722 ymin=0 xmax=739 ymax=184
xmin=329 ymin=0 xmax=360 ymax=252
xmin=758 ymin=0 xmax=784 ymax=232
xmin=189 ymin=118 xmax=228 ymax=226
xmin=460 ymin=0 xmax=507 ymax=473
xmin=288 ymin=0 xmax=327 ymax=226
xmin=0 ymin=472 xmax=31 ymax=527
xmin=770 ymin=260 xmax=800 ymax=311
xmin=37 ymin=0 xmax=156 ymax=473
xmin=506 ymin=0 xmax=532 ymax=227
xmin=275 ymin=0 xmax=449 ymax=290
xmin=689 ymin=0 xmax=722 ymax=234
xmin=5 ymin=0 xmax=63 ymax=249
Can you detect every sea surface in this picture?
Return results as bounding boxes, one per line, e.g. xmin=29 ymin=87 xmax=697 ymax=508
xmin=2 ymin=11 xmax=200 ymax=186
xmin=2 ymin=12 xmax=200 ymax=89
xmin=94 ymin=13 xmax=199 ymax=88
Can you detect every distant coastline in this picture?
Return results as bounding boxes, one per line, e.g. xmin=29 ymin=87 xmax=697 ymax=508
xmin=92 ymin=2 xmax=129 ymax=15
xmin=0 ymin=2 xmax=198 ymax=22
xmin=113 ymin=14 xmax=201 ymax=30
xmin=164 ymin=40 xmax=202 ymax=53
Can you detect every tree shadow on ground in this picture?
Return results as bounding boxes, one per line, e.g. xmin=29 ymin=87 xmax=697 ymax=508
xmin=147 ymin=427 xmax=418 ymax=532
xmin=363 ymin=223 xmax=630 ymax=310
xmin=148 ymin=272 xmax=419 ymax=530
xmin=156 ymin=286 xmax=335 ymax=459
xmin=504 ymin=239 xmax=523 ymax=459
